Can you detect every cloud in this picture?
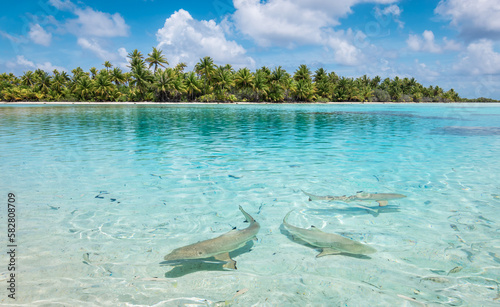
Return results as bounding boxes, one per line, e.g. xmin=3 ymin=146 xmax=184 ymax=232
xmin=67 ymin=8 xmax=129 ymax=37
xmin=0 ymin=30 xmax=24 ymax=45
xmin=28 ymin=24 xmax=52 ymax=46
xmin=435 ymin=0 xmax=500 ymax=40
xmin=414 ymin=60 xmax=440 ymax=82
xmin=47 ymin=0 xmax=129 ymax=63
xmin=375 ymin=4 xmax=404 ymax=28
xmin=77 ymin=38 xmax=122 ymax=62
xmin=6 ymin=55 xmax=66 ymax=72
xmin=156 ymin=9 xmax=255 ymax=68
xmin=232 ymin=0 xmax=398 ymax=46
xmin=116 ymin=47 xmax=130 ymax=69
xmin=48 ymin=0 xmax=76 ymax=11
xmin=49 ymin=0 xmax=129 ymax=37
xmin=230 ymin=0 xmax=398 ymax=66
xmin=324 ymin=30 xmax=365 ymax=66
xmin=454 ymin=39 xmax=500 ymax=75
xmin=407 ymin=30 xmax=461 ymax=53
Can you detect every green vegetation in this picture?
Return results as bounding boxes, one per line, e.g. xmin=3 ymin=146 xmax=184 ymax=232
xmin=0 ymin=48 xmax=496 ymax=103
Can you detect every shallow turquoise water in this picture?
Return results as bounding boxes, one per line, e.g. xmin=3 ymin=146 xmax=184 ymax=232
xmin=0 ymin=103 xmax=499 ymax=306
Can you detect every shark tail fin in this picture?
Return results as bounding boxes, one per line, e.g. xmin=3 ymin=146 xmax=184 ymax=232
xmin=239 ymin=206 xmax=255 ymax=224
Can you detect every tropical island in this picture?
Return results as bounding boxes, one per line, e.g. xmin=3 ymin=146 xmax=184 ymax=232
xmin=0 ymin=48 xmax=496 ymax=103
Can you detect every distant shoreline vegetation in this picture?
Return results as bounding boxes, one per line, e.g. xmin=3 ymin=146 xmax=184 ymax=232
xmin=0 ymin=48 xmax=498 ymax=103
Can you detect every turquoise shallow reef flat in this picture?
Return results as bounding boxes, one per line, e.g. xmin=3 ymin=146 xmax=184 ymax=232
xmin=0 ymin=104 xmax=499 ymax=306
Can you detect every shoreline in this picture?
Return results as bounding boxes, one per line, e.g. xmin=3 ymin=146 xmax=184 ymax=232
xmin=1 ymin=101 xmax=495 ymax=105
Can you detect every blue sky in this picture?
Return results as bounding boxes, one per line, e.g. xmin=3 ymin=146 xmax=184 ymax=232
xmin=1 ymin=0 xmax=500 ymax=98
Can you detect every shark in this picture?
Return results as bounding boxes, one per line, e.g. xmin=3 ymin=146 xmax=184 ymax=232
xmin=283 ymin=211 xmax=376 ymax=257
xmin=302 ymin=190 xmax=406 ymax=207
xmin=163 ymin=206 xmax=260 ymax=270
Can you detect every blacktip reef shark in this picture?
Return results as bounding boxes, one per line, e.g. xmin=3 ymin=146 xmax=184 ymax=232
xmin=302 ymin=190 xmax=406 ymax=207
xmin=283 ymin=211 xmax=376 ymax=257
xmin=163 ymin=206 xmax=260 ymax=270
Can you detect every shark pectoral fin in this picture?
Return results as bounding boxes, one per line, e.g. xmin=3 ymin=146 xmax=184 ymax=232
xmin=214 ymin=252 xmax=237 ymax=270
xmin=222 ymin=260 xmax=237 ymax=270
xmin=377 ymin=200 xmax=388 ymax=207
xmin=317 ymin=248 xmax=341 ymax=258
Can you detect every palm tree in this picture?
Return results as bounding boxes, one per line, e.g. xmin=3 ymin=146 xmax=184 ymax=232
xmin=110 ymin=67 xmax=126 ymax=86
xmin=128 ymin=49 xmax=143 ymax=61
xmin=74 ymin=76 xmax=93 ymax=101
xmin=130 ymin=64 xmax=153 ymax=100
xmin=51 ymin=72 xmax=67 ymax=95
xmin=268 ymin=66 xmax=289 ymax=102
xmin=359 ymin=85 xmax=374 ymax=102
xmin=294 ymin=64 xmax=312 ymax=82
xmin=128 ymin=49 xmax=145 ymax=70
xmin=89 ymin=67 xmax=98 ymax=79
xmin=21 ymin=71 xmax=35 ymax=88
xmin=328 ymin=71 xmax=339 ymax=84
xmin=146 ymin=47 xmax=168 ymax=72
xmin=213 ymin=65 xmax=234 ymax=100
xmin=253 ymin=70 xmax=269 ymax=101
xmin=370 ymin=75 xmax=381 ymax=88
xmin=103 ymin=61 xmax=113 ymax=72
xmin=195 ymin=56 xmax=215 ymax=95
xmin=314 ymin=78 xmax=332 ymax=100
xmin=234 ymin=68 xmax=254 ymax=93
xmin=293 ymin=79 xmax=315 ymax=101
xmin=184 ymin=71 xmax=201 ymax=100
xmin=335 ymin=77 xmax=355 ymax=102
xmin=93 ymin=72 xmax=115 ymax=101
xmin=313 ymin=68 xmax=327 ymax=83
xmin=174 ymin=62 xmax=187 ymax=73
xmin=359 ymin=74 xmax=370 ymax=87
xmin=34 ymin=69 xmax=52 ymax=94
xmin=260 ymin=66 xmax=271 ymax=77
xmin=152 ymin=68 xmax=185 ymax=101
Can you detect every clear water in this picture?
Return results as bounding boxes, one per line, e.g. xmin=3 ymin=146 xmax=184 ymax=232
xmin=0 ymin=103 xmax=499 ymax=306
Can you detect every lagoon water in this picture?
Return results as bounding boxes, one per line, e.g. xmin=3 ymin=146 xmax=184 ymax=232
xmin=0 ymin=103 xmax=499 ymax=306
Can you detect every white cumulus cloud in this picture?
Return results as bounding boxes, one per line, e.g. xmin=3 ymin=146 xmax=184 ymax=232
xmin=435 ymin=0 xmax=500 ymax=40
xmin=68 ymin=8 xmax=129 ymax=37
xmin=49 ymin=0 xmax=129 ymax=37
xmin=28 ymin=24 xmax=52 ymax=46
xmin=156 ymin=9 xmax=255 ymax=68
xmin=454 ymin=39 xmax=500 ymax=74
xmin=407 ymin=30 xmax=461 ymax=53
xmin=231 ymin=0 xmax=398 ymax=66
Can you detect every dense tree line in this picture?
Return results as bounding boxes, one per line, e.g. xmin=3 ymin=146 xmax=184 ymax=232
xmin=0 ymin=48 xmax=494 ymax=103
